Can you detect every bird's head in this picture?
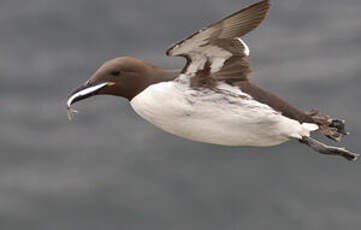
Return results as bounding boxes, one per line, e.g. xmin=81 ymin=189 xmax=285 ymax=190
xmin=66 ymin=57 xmax=157 ymax=109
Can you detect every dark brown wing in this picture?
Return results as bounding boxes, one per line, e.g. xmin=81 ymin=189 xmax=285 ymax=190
xmin=166 ymin=0 xmax=270 ymax=57
xmin=166 ymin=0 xmax=270 ymax=80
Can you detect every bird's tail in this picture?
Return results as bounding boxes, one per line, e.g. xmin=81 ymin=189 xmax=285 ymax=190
xmin=306 ymin=109 xmax=350 ymax=142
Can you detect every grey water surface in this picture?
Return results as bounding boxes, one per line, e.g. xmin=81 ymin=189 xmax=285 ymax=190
xmin=1 ymin=0 xmax=361 ymax=229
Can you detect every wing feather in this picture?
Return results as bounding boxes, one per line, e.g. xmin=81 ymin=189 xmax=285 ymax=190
xmin=166 ymin=0 xmax=270 ymax=84
xmin=166 ymin=0 xmax=270 ymax=58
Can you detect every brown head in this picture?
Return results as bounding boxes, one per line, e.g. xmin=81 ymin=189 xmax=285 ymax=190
xmin=66 ymin=57 xmax=179 ymax=109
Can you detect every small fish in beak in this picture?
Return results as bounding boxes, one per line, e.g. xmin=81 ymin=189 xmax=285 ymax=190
xmin=66 ymin=107 xmax=78 ymax=121
xmin=66 ymin=82 xmax=112 ymax=120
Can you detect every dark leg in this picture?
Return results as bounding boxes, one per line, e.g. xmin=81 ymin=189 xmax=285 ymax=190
xmin=299 ymin=136 xmax=359 ymax=161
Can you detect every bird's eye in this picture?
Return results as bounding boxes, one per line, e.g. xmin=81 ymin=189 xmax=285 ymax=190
xmin=111 ymin=70 xmax=121 ymax=76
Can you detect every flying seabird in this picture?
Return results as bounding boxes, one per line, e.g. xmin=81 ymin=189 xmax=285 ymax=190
xmin=66 ymin=0 xmax=359 ymax=161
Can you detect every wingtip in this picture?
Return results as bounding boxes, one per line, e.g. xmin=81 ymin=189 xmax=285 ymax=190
xmin=256 ymin=0 xmax=272 ymax=13
xmin=252 ymin=0 xmax=272 ymax=15
xmin=253 ymin=0 xmax=271 ymax=8
xmin=166 ymin=0 xmax=272 ymax=58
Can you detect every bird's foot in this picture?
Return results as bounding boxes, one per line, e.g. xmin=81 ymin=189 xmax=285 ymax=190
xmin=306 ymin=110 xmax=350 ymax=142
xmin=299 ymin=136 xmax=359 ymax=161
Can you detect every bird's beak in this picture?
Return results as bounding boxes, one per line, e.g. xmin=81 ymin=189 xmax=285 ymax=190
xmin=66 ymin=81 xmax=117 ymax=108
xmin=66 ymin=81 xmax=116 ymax=120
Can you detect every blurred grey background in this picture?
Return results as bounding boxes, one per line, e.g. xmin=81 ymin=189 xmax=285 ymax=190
xmin=1 ymin=0 xmax=360 ymax=229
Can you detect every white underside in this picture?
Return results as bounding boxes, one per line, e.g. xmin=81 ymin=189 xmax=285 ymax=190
xmin=130 ymin=76 xmax=318 ymax=147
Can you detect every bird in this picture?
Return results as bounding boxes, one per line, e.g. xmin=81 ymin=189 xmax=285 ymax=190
xmin=66 ymin=0 xmax=358 ymax=161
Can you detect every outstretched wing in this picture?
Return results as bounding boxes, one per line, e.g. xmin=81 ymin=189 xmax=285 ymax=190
xmin=166 ymin=0 xmax=270 ymax=82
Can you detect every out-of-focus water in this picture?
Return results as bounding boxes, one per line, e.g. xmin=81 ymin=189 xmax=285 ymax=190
xmin=1 ymin=0 xmax=360 ymax=229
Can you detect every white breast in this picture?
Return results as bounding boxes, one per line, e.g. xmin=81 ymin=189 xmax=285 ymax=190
xmin=130 ymin=77 xmax=317 ymax=147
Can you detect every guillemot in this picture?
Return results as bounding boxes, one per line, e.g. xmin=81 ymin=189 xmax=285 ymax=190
xmin=66 ymin=0 xmax=358 ymax=161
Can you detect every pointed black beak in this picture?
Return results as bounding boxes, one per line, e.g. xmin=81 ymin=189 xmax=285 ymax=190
xmin=66 ymin=81 xmax=109 ymax=109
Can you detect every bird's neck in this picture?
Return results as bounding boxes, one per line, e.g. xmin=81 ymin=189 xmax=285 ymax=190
xmin=151 ymin=68 xmax=180 ymax=84
xmin=124 ymin=67 xmax=180 ymax=101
